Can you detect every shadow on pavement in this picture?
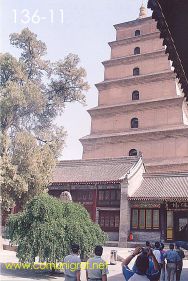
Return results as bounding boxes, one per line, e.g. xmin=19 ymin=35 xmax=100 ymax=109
xmin=0 ymin=263 xmax=64 ymax=280
xmin=181 ymin=267 xmax=188 ymax=280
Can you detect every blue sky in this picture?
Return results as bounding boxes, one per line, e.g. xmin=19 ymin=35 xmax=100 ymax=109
xmin=0 ymin=0 xmax=151 ymax=159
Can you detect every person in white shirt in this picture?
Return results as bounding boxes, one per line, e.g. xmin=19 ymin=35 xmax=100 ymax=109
xmin=153 ymin=242 xmax=162 ymax=281
xmin=153 ymin=242 xmax=162 ymax=264
xmin=86 ymin=245 xmax=108 ymax=281
xmin=64 ymin=244 xmax=81 ymax=281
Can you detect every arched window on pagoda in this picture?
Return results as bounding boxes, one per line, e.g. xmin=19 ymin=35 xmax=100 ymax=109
xmin=133 ymin=67 xmax=140 ymax=76
xmin=131 ymin=118 xmax=139 ymax=128
xmin=134 ymin=47 xmax=140 ymax=55
xmin=135 ymin=30 xmax=141 ymax=36
xmin=132 ymin=90 xmax=139 ymax=101
xmin=129 ymin=149 xmax=138 ymax=156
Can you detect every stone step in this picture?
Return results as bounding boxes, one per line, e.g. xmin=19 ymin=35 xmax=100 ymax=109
xmin=105 ymin=241 xmax=119 ymax=247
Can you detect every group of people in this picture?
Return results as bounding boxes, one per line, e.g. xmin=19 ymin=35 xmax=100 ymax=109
xmin=122 ymin=241 xmax=185 ymax=281
xmin=63 ymin=242 xmax=185 ymax=281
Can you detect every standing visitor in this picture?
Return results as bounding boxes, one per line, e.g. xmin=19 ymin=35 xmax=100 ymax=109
xmin=175 ymin=244 xmax=185 ymax=281
xmin=153 ymin=242 xmax=162 ymax=266
xmin=64 ymin=244 xmax=81 ymax=281
xmin=86 ymin=245 xmax=108 ymax=281
xmin=145 ymin=241 xmax=152 ymax=251
xmin=164 ymin=243 xmax=181 ymax=281
xmin=153 ymin=242 xmax=162 ymax=281
xmin=160 ymin=243 xmax=166 ymax=281
xmin=122 ymin=246 xmax=160 ymax=280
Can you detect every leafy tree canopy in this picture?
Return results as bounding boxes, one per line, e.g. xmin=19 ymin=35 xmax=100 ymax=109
xmin=0 ymin=28 xmax=89 ymax=211
xmin=8 ymin=194 xmax=107 ymax=263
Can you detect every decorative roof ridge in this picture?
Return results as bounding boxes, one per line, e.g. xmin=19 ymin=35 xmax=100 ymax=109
xmin=146 ymin=156 xmax=188 ymax=166
xmin=114 ymin=16 xmax=152 ymax=29
xmin=109 ymin=31 xmax=160 ymax=47
xmin=127 ymin=157 xmax=145 ymax=180
xmin=102 ymin=49 xmax=165 ymax=66
xmin=57 ymin=156 xmax=139 ymax=167
xmin=143 ymin=172 xmax=188 ymax=178
xmin=51 ymin=180 xmax=123 ymax=185
xmin=128 ymin=197 xmax=188 ymax=201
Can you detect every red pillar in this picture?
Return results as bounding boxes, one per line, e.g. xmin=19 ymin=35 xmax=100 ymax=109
xmin=92 ymin=187 xmax=97 ymax=222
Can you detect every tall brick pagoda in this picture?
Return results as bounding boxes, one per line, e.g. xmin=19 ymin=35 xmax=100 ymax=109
xmin=80 ymin=6 xmax=188 ymax=173
xmin=49 ymin=5 xmax=188 ymax=244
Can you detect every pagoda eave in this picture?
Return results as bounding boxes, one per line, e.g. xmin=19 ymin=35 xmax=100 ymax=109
xmin=80 ymin=126 xmax=188 ymax=143
xmin=108 ymin=31 xmax=160 ymax=47
xmin=114 ymin=16 xmax=152 ymax=30
xmin=95 ymin=71 xmax=175 ymax=90
xmin=88 ymin=96 xmax=184 ymax=117
xmin=102 ymin=49 xmax=166 ymax=67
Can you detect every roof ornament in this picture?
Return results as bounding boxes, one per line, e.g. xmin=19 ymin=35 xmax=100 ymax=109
xmin=139 ymin=1 xmax=147 ymax=19
xmin=60 ymin=191 xmax=72 ymax=202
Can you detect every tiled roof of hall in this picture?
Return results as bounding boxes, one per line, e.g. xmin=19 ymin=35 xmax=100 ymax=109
xmin=51 ymin=157 xmax=141 ymax=185
xmin=129 ymin=173 xmax=188 ymax=201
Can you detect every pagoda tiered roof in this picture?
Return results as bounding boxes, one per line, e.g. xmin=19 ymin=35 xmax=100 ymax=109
xmin=80 ymin=125 xmax=188 ymax=142
xmin=114 ymin=16 xmax=152 ymax=29
xmin=96 ymin=70 xmax=175 ymax=90
xmin=88 ymin=96 xmax=184 ymax=116
xmin=109 ymin=31 xmax=160 ymax=47
xmin=102 ymin=49 xmax=165 ymax=67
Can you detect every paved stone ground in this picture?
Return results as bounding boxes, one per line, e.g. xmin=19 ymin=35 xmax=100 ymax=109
xmin=1 ymin=247 xmax=188 ymax=281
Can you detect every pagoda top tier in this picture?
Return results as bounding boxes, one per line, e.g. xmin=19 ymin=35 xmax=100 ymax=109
xmin=139 ymin=3 xmax=148 ymax=19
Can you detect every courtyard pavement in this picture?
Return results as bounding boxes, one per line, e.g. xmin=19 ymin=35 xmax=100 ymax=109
xmin=1 ymin=247 xmax=188 ymax=281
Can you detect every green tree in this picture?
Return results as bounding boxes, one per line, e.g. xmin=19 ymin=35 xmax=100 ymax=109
xmin=0 ymin=28 xmax=89 ymax=211
xmin=8 ymin=194 xmax=107 ymax=263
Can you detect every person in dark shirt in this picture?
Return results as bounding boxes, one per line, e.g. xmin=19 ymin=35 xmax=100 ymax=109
xmin=145 ymin=241 xmax=152 ymax=250
xmin=175 ymin=244 xmax=185 ymax=281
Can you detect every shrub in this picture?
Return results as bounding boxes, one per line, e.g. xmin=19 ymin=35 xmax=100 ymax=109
xmin=8 ymin=194 xmax=107 ymax=263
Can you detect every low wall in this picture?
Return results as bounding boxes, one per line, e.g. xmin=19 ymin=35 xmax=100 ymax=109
xmin=107 ymin=232 xmax=119 ymax=241
xmin=131 ymin=231 xmax=161 ymax=242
